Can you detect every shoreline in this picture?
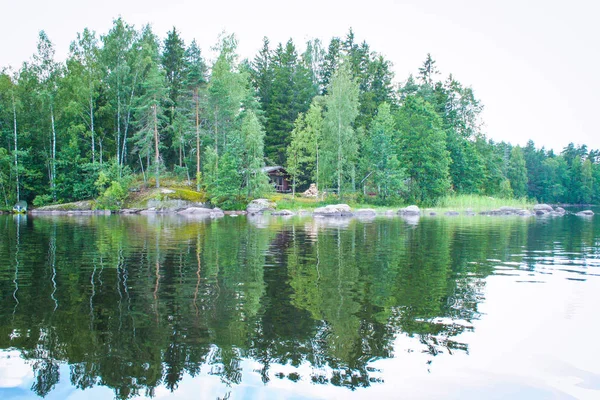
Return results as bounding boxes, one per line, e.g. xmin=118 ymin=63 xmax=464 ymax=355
xmin=17 ymin=202 xmax=594 ymax=219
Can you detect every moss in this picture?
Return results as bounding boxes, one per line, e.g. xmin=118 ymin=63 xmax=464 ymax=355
xmin=35 ymin=200 xmax=95 ymax=211
xmin=124 ymin=187 xmax=207 ymax=209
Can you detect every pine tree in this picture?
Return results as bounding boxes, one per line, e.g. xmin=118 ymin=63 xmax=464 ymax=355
xmin=507 ymin=146 xmax=528 ymax=198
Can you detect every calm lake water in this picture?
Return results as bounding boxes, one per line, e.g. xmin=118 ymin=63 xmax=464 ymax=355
xmin=0 ymin=213 xmax=599 ymax=399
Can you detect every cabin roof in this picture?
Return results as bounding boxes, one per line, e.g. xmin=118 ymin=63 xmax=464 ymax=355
xmin=262 ymin=166 xmax=287 ymax=174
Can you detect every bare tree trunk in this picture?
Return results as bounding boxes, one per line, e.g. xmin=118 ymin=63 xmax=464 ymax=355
xmin=51 ymin=104 xmax=56 ymax=201
xmin=195 ymin=88 xmax=200 ymax=190
xmin=214 ymin=108 xmax=219 ymax=182
xmin=121 ymin=75 xmax=137 ymax=169
xmin=11 ymin=90 xmax=19 ymax=203
xmin=153 ymin=101 xmax=160 ymax=188
xmin=337 ymin=115 xmax=341 ymax=197
xmin=138 ymin=154 xmax=146 ymax=184
xmin=90 ymin=93 xmax=95 ymax=163
xmin=117 ymin=82 xmax=121 ymax=170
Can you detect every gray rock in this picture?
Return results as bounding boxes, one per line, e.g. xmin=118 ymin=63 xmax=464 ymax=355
xmin=314 ymin=204 xmax=353 ymax=217
xmin=247 ymin=199 xmax=276 ymax=214
xmin=554 ymin=207 xmax=566 ymax=214
xmin=272 ymin=209 xmax=296 ymax=216
xmin=464 ymin=211 xmax=476 ymax=216
xmin=146 ymin=199 xmax=202 ymax=213
xmin=354 ymin=208 xmax=377 ymax=217
xmin=398 ymin=205 xmax=420 ymax=216
xmin=444 ymin=211 xmax=460 ymax=216
xmin=178 ymin=207 xmax=224 ymax=218
xmin=429 ymin=212 xmax=437 ymax=216
xmin=517 ymin=209 xmax=533 ymax=217
xmin=120 ymin=208 xmax=142 ymax=214
xmin=535 ymin=210 xmax=548 ymax=216
xmin=576 ymin=210 xmax=594 ymax=216
xmin=533 ymin=204 xmax=553 ymax=212
xmin=499 ymin=206 xmax=518 ymax=213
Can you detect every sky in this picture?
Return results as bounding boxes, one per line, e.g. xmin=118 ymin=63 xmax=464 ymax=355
xmin=1 ymin=0 xmax=598 ymax=152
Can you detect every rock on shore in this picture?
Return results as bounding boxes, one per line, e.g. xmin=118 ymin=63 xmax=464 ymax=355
xmin=313 ymin=204 xmax=353 ymax=217
xmin=247 ymin=199 xmax=276 ymax=214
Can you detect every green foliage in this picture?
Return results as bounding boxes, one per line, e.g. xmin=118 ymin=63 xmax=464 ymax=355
xmin=396 ymin=96 xmax=450 ymax=205
xmin=1 ymin=21 xmax=599 ymax=209
xmin=507 ymin=146 xmax=528 ymax=198
xmin=364 ymin=102 xmax=405 ymax=201
xmin=321 ymin=60 xmax=360 ymax=196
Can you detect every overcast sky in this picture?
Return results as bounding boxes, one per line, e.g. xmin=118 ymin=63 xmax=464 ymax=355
xmin=1 ymin=0 xmax=598 ymax=152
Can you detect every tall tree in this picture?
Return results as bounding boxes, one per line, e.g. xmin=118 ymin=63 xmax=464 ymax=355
xmin=131 ymin=25 xmax=168 ymax=188
xmin=396 ymin=96 xmax=450 ymax=204
xmin=507 ymin=146 xmax=528 ymax=198
xmin=33 ymin=31 xmax=61 ymax=200
xmin=101 ymin=17 xmax=139 ymax=170
xmin=365 ymin=102 xmax=404 ymax=200
xmin=322 ymin=61 xmax=360 ymax=196
xmin=67 ymin=28 xmax=101 ymax=164
xmin=182 ymin=39 xmax=207 ymax=188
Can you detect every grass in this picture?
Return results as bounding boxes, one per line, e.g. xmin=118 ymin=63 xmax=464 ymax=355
xmin=433 ymin=194 xmax=535 ymax=213
xmin=266 ymin=193 xmax=536 ymax=214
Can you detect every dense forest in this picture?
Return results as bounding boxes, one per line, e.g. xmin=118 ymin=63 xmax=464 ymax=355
xmin=0 ymin=18 xmax=598 ymax=208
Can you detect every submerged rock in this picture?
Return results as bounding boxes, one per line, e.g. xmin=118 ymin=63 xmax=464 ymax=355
xmin=444 ymin=211 xmax=460 ymax=216
xmin=247 ymin=199 xmax=276 ymax=214
xmin=272 ymin=209 xmax=296 ymax=216
xmin=576 ymin=210 xmax=594 ymax=217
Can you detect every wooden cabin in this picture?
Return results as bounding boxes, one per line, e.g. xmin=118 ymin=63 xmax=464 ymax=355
xmin=262 ymin=166 xmax=291 ymax=193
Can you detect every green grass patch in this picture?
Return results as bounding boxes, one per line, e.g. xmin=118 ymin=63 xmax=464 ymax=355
xmin=434 ymin=194 xmax=534 ymax=212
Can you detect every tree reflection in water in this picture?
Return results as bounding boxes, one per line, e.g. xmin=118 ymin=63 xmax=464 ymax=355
xmin=0 ymin=214 xmax=565 ymax=398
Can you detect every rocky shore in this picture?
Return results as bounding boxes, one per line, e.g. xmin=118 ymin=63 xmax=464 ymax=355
xmin=20 ymin=198 xmax=596 ymax=220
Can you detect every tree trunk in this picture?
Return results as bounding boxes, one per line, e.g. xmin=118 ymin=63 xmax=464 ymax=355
xmin=337 ymin=115 xmax=342 ymax=197
xmin=153 ymin=102 xmax=160 ymax=188
xmin=90 ymin=93 xmax=95 ymax=163
xmin=51 ymin=104 xmax=56 ymax=201
xmin=195 ymin=88 xmax=200 ymax=189
xmin=117 ymin=82 xmax=121 ymax=171
xmin=11 ymin=90 xmax=19 ymax=203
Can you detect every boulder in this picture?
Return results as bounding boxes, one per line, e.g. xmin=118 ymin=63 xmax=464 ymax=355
xmin=517 ymin=209 xmax=533 ymax=217
xmin=444 ymin=211 xmax=460 ymax=216
xmin=535 ymin=210 xmax=548 ymax=216
xmin=247 ymin=199 xmax=276 ymax=214
xmin=178 ymin=207 xmax=224 ymax=218
xmin=576 ymin=210 xmax=594 ymax=217
xmin=272 ymin=209 xmax=296 ymax=216
xmin=313 ymin=204 xmax=353 ymax=217
xmin=398 ymin=205 xmax=420 ymax=216
xmin=554 ymin=207 xmax=566 ymax=214
xmin=533 ymin=204 xmax=553 ymax=212
xmin=499 ymin=206 xmax=518 ymax=214
xmin=354 ymin=208 xmax=377 ymax=217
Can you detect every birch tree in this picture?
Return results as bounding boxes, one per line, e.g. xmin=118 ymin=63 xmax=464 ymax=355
xmin=322 ymin=61 xmax=359 ymax=196
xmin=33 ymin=31 xmax=61 ymax=200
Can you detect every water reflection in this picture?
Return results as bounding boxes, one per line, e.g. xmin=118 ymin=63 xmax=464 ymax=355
xmin=0 ymin=214 xmax=598 ymax=398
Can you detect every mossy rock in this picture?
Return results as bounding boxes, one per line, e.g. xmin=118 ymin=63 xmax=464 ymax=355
xmin=35 ymin=200 xmax=95 ymax=211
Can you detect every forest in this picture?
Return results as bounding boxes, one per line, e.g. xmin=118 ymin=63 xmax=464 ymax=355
xmin=0 ymin=18 xmax=598 ymax=209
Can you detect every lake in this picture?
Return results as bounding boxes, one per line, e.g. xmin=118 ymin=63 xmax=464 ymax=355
xmin=0 ymin=213 xmax=599 ymax=399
